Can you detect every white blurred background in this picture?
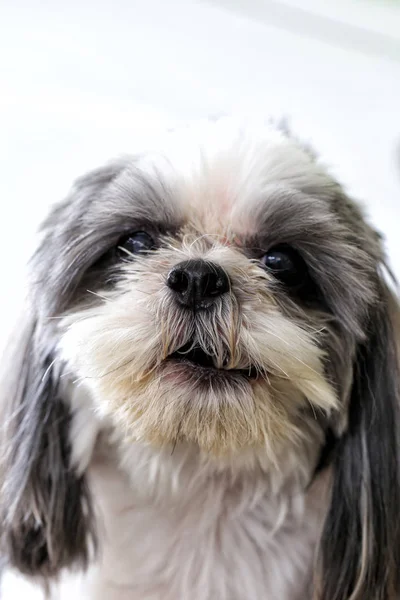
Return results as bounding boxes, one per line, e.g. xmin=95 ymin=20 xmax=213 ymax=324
xmin=1 ymin=0 xmax=400 ymax=317
xmin=0 ymin=0 xmax=400 ymax=595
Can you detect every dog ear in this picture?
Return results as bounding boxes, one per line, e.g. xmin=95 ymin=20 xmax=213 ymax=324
xmin=317 ymin=280 xmax=400 ymax=599
xmin=0 ymin=157 xmax=134 ymax=579
xmin=0 ymin=312 xmax=97 ymax=578
xmin=0 ymin=162 xmax=129 ymax=579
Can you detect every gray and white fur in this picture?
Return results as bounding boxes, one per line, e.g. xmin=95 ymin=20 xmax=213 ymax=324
xmin=0 ymin=119 xmax=399 ymax=600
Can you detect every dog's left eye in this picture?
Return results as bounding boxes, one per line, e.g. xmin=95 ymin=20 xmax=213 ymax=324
xmin=261 ymin=245 xmax=308 ymax=287
xmin=117 ymin=231 xmax=155 ymax=257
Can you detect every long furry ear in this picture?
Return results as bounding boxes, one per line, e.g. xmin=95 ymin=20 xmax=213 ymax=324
xmin=0 ymin=313 xmax=96 ymax=578
xmin=317 ymin=280 xmax=400 ymax=599
xmin=0 ymin=158 xmax=131 ymax=579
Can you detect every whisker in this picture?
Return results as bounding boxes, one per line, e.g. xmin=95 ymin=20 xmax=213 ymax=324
xmin=41 ymin=358 xmax=57 ymax=383
xmin=263 ymin=329 xmax=321 ymax=377
xmin=307 ymin=398 xmax=317 ymax=420
xmin=75 ymin=356 xmax=137 ymax=382
xmin=187 ymin=233 xmax=227 ymax=249
xmin=46 ymin=316 xmax=67 ymax=321
xmin=60 ymin=370 xmax=75 ymax=379
xmin=171 ymin=418 xmax=183 ymax=455
xmin=117 ymin=246 xmax=135 ymax=259
xmin=87 ymin=289 xmax=111 ymax=302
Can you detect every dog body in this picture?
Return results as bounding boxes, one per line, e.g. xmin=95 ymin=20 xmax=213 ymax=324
xmin=1 ymin=119 xmax=399 ymax=599
xmin=65 ymin=426 xmax=329 ymax=600
xmin=59 ymin=444 xmax=325 ymax=600
xmin=2 ymin=443 xmax=327 ymax=600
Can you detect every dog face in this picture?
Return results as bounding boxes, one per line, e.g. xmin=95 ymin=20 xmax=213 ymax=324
xmin=50 ymin=125 xmax=377 ymax=460
xmin=1 ymin=120 xmax=399 ymax=599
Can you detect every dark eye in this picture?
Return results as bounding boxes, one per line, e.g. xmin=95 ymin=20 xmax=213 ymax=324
xmin=117 ymin=231 xmax=155 ymax=258
xmin=261 ymin=245 xmax=308 ymax=287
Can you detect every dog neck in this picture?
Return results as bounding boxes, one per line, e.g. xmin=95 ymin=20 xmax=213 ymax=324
xmin=78 ymin=436 xmax=330 ymax=600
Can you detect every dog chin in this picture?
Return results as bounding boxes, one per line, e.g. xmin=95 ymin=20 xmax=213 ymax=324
xmin=62 ymin=350 xmax=320 ymax=462
xmin=59 ymin=306 xmax=336 ymax=459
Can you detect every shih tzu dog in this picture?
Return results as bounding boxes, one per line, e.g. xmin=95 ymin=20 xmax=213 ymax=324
xmin=0 ymin=119 xmax=399 ymax=600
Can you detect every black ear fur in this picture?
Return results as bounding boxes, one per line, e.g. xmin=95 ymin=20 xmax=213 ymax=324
xmin=0 ymin=160 xmax=131 ymax=579
xmin=0 ymin=317 xmax=96 ymax=578
xmin=318 ymin=283 xmax=400 ymax=599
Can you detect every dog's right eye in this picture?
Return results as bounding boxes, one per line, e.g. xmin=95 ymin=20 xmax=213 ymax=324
xmin=261 ymin=244 xmax=308 ymax=288
xmin=117 ymin=231 xmax=155 ymax=258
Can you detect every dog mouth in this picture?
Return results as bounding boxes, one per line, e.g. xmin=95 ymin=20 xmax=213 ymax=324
xmin=167 ymin=342 xmax=258 ymax=379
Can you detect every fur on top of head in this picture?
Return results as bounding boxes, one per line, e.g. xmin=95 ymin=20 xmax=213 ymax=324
xmin=0 ymin=118 xmax=399 ymax=599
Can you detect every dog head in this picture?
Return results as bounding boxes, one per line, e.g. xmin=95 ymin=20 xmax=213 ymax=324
xmin=1 ymin=120 xmax=399 ymax=598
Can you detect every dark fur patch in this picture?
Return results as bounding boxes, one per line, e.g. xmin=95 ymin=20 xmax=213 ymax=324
xmin=317 ymin=285 xmax=400 ymax=599
xmin=0 ymin=321 xmax=96 ymax=577
xmin=32 ymin=159 xmax=183 ymax=317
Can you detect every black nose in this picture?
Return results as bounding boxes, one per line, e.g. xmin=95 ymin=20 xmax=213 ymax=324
xmin=167 ymin=259 xmax=230 ymax=310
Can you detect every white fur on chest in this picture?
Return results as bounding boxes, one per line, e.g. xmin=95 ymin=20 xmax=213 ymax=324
xmin=1 ymin=443 xmax=328 ymax=600
xmin=78 ymin=443 xmax=329 ymax=600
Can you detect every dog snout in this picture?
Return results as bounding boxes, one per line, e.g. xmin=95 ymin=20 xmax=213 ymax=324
xmin=167 ymin=259 xmax=230 ymax=310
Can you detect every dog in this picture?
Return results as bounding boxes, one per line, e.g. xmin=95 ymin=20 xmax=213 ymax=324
xmin=0 ymin=119 xmax=399 ymax=600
